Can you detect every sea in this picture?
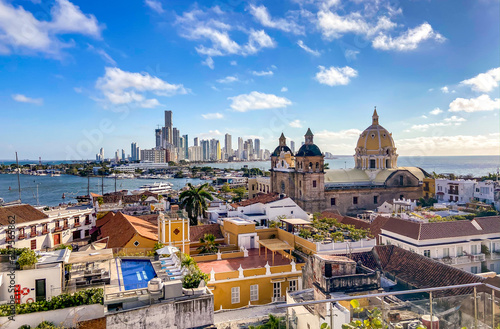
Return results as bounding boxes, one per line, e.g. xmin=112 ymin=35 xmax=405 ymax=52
xmin=0 ymin=155 xmax=498 ymax=207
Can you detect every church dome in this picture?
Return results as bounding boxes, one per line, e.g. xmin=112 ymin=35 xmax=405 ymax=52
xmin=356 ymin=109 xmax=395 ymax=155
xmin=296 ymin=128 xmax=322 ymax=157
xmin=271 ymin=145 xmax=293 ymax=157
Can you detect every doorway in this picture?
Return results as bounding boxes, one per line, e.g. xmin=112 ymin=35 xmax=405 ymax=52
xmin=53 ymin=233 xmax=61 ymax=245
xmin=35 ymin=279 xmax=46 ymax=302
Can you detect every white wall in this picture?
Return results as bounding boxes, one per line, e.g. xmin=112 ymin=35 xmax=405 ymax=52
xmin=0 ymin=304 xmax=104 ymax=329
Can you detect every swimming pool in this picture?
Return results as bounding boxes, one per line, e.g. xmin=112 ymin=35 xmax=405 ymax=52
xmin=120 ymin=259 xmax=156 ymax=290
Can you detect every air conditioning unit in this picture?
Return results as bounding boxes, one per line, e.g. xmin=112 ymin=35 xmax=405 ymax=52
xmin=148 ymin=278 xmax=163 ymax=295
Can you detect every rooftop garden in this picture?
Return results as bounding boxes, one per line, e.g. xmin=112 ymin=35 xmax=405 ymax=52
xmin=298 ymin=215 xmax=370 ymax=243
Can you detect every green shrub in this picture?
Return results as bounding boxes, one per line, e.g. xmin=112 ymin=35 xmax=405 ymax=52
xmin=17 ymin=250 xmax=38 ymax=268
xmin=0 ymin=288 xmax=103 ymax=317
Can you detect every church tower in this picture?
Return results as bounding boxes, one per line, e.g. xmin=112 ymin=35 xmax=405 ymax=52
xmin=270 ymin=133 xmax=296 ymax=199
xmin=294 ymin=128 xmax=325 ymax=213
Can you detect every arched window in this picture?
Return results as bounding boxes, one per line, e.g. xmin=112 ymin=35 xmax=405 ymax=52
xmin=309 ymin=162 xmax=313 ymax=170
xmin=281 ymin=160 xmax=284 ymax=167
xmin=316 ymin=162 xmax=319 ymax=170
xmin=386 ymin=159 xmax=390 ymax=168
xmin=280 ymin=181 xmax=286 ymax=193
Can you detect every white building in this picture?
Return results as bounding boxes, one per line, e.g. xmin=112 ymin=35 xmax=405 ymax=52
xmin=0 ymin=204 xmax=95 ymax=250
xmin=0 ymin=249 xmax=69 ymax=304
xmin=473 ymin=180 xmax=499 ymax=206
xmin=227 ymin=193 xmax=309 ymax=227
xmin=435 ymin=179 xmax=475 ymax=203
xmin=379 ymin=216 xmax=500 ymax=274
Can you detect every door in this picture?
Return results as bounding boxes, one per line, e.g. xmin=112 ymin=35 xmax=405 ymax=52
xmin=250 ymin=236 xmax=255 ymax=249
xmin=35 ymin=279 xmax=46 ymax=302
xmin=53 ymin=233 xmax=61 ymax=245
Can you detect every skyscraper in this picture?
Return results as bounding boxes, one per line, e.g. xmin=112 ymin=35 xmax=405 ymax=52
xmin=164 ymin=110 xmax=173 ymax=145
xmin=254 ymin=139 xmax=260 ymax=159
xmin=131 ymin=142 xmax=137 ymax=161
xmin=237 ymin=137 xmax=243 ymax=159
xmin=121 ymin=149 xmax=126 ymax=161
xmin=194 ymin=137 xmax=199 ymax=147
xmin=224 ymin=133 xmax=232 ymax=159
xmin=183 ymin=134 xmax=188 ymax=159
xmin=290 ymin=141 xmax=295 ymax=154
xmin=155 ymin=129 xmax=162 ymax=149
xmin=164 ymin=110 xmax=172 ymax=129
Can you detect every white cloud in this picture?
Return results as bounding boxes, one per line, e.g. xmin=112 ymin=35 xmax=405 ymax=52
xmin=281 ymin=87 xmax=288 ymax=92
xmin=313 ymin=129 xmax=363 ymax=153
xmin=230 ymin=60 xmax=237 ymax=66
xmin=145 ymin=0 xmax=164 ymax=13
xmin=317 ymin=11 xmax=396 ymax=39
xmin=201 ymin=112 xmax=224 ymax=119
xmin=448 ymin=94 xmax=500 ymax=113
xmin=176 ymin=9 xmax=275 ymax=58
xmin=0 ymin=0 xmax=102 ymax=56
xmin=410 ymin=116 xmax=466 ymax=131
xmin=249 ymin=4 xmax=304 ymax=35
xmin=95 ymin=67 xmax=188 ymax=108
xmin=315 ymin=129 xmax=363 ymax=140
xmin=289 ymin=119 xmax=303 ymax=128
xmin=372 ymin=23 xmax=445 ymax=51
xmin=421 ymin=115 xmax=428 ymax=119
xmin=297 ymin=40 xmax=320 ymax=56
xmin=216 ymin=76 xmax=238 ymax=83
xmin=228 ymin=91 xmax=292 ymax=112
xmin=252 ymin=70 xmax=273 ymax=76
xmin=73 ymin=87 xmax=83 ymax=93
xmin=441 ymin=86 xmax=449 ymax=93
xmin=202 ymin=56 xmax=214 ymax=69
xmin=315 ymin=66 xmax=358 ymax=86
xmin=345 ymin=49 xmax=359 ymax=60
xmin=199 ymin=129 xmax=223 ymax=138
xmin=460 ymin=67 xmax=500 ymax=93
xmin=430 ymin=107 xmax=443 ymax=115
xmin=87 ymin=44 xmax=116 ymax=66
xmin=396 ymin=133 xmax=500 ymax=156
xmin=12 ymin=94 xmax=43 ymax=105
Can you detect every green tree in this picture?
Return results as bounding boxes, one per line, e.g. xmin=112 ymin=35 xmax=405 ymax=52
xmin=179 ymin=183 xmax=214 ymax=226
xmin=54 ymin=244 xmax=73 ymax=251
xmin=198 ymin=233 xmax=220 ymax=254
xmin=221 ymin=183 xmax=232 ymax=193
xmin=232 ymin=186 xmax=246 ymax=202
xmin=18 ymin=249 xmax=38 ymax=268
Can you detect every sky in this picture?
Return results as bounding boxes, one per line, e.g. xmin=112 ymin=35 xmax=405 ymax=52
xmin=0 ymin=0 xmax=499 ymax=160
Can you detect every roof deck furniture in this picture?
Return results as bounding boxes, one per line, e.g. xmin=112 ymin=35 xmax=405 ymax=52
xmin=279 ymin=218 xmax=310 ymax=233
xmin=258 ymin=239 xmax=294 ymax=265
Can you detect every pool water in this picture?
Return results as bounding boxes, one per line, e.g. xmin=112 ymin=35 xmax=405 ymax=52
xmin=120 ymin=259 xmax=156 ymax=290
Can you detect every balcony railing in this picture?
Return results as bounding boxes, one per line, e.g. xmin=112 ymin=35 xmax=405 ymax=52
xmin=18 ymin=234 xmax=26 ymax=240
xmin=74 ymin=222 xmax=81 ymax=227
xmin=54 ymin=226 xmax=62 ymax=232
xmin=456 ymin=255 xmax=471 ymax=264
xmin=470 ymin=253 xmax=486 ymax=262
xmin=30 ymin=232 xmax=38 ymax=237
xmin=42 ymin=230 xmax=49 ymax=235
xmin=491 ymin=252 xmax=500 ymax=260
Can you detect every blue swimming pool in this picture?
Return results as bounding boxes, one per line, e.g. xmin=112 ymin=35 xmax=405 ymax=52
xmin=120 ymin=259 xmax=156 ymax=290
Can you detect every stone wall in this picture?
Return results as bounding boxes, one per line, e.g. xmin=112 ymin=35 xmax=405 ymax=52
xmin=106 ymin=294 xmax=214 ymax=329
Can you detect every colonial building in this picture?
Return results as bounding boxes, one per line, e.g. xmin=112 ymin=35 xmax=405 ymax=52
xmin=270 ymin=109 xmax=427 ymax=215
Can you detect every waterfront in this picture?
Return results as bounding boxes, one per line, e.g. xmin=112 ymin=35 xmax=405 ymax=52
xmin=0 ymin=155 xmax=498 ymax=207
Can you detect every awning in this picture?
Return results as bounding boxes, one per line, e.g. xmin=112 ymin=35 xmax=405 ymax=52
xmin=66 ymin=248 xmax=114 ymax=264
xmin=279 ymin=218 xmax=310 ymax=225
xmin=271 ymin=278 xmax=286 ymax=283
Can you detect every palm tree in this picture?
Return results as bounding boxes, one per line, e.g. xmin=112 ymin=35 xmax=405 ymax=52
xmin=198 ymin=233 xmax=219 ymax=254
xmin=179 ymin=183 xmax=214 ymax=226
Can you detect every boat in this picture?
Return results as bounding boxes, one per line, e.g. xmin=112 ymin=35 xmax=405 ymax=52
xmin=131 ymin=182 xmax=173 ymax=195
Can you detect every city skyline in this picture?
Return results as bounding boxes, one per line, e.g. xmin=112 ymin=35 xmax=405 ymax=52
xmin=0 ymin=0 xmax=499 ymax=160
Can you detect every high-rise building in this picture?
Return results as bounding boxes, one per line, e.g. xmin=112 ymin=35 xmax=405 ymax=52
xmin=224 ymin=133 xmax=232 ymax=159
xmin=165 ymin=110 xmax=172 ymax=129
xmin=183 ymin=134 xmax=188 ymax=159
xmin=121 ymin=149 xmax=126 ymax=161
xmin=141 ymin=148 xmax=167 ymax=163
xmin=131 ymin=142 xmax=139 ymax=161
xmin=201 ymin=140 xmax=210 ymax=161
xmin=290 ymin=141 xmax=295 ymax=154
xmin=216 ymin=140 xmax=221 ymax=160
xmin=115 ymin=150 xmax=120 ymax=162
xmin=155 ymin=129 xmax=162 ymax=149
xmin=237 ymin=137 xmax=243 ymax=159
xmin=194 ymin=137 xmax=199 ymax=147
xmin=254 ymin=139 xmax=260 ymax=159
xmin=173 ymin=128 xmax=180 ymax=148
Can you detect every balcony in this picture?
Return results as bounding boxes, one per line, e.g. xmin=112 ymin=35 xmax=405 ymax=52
xmin=54 ymin=226 xmax=62 ymax=232
xmin=434 ymin=255 xmax=471 ymax=265
xmin=18 ymin=234 xmax=26 ymax=240
xmin=470 ymin=253 xmax=486 ymax=262
xmin=42 ymin=229 xmax=49 ymax=235
xmin=30 ymin=232 xmax=38 ymax=237
xmin=63 ymin=225 xmax=69 ymax=230
xmin=84 ymin=220 xmax=91 ymax=226
xmin=456 ymin=255 xmax=471 ymax=264
xmin=491 ymin=252 xmax=500 ymax=260
xmin=74 ymin=222 xmax=81 ymax=227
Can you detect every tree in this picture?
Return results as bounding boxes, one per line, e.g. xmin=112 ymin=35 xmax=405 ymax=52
xmin=198 ymin=233 xmax=219 ymax=254
xmin=179 ymin=183 xmax=214 ymax=226
xmin=221 ymin=183 xmax=232 ymax=193
xmin=18 ymin=249 xmax=38 ymax=268
xmin=232 ymin=186 xmax=246 ymax=202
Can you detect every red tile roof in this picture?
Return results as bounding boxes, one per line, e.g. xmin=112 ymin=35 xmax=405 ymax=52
xmin=0 ymin=204 xmax=48 ymax=226
xmin=381 ymin=216 xmax=500 ymax=240
xmin=97 ymin=212 xmax=157 ymax=248
xmin=190 ymin=224 xmax=224 ymax=242
xmin=231 ymin=192 xmax=283 ymax=208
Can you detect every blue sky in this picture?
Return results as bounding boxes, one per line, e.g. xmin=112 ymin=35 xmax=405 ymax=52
xmin=0 ymin=0 xmax=499 ymax=160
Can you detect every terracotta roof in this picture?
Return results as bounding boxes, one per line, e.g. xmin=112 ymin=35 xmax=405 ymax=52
xmin=231 ymin=192 xmax=283 ymax=208
xmin=97 ymin=212 xmax=157 ymax=248
xmin=381 ymin=216 xmax=500 ymax=241
xmin=190 ymin=223 xmax=223 ymax=242
xmin=338 ymin=251 xmax=379 ymax=270
xmin=372 ymin=245 xmax=483 ymax=296
xmin=0 ymin=204 xmax=48 ymax=226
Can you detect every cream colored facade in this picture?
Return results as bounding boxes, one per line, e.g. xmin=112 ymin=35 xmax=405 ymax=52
xmin=248 ymin=176 xmax=271 ymax=198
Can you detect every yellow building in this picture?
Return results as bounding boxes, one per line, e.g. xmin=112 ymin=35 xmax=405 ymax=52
xmin=157 ymin=212 xmax=190 ymax=254
xmin=248 ymin=176 xmax=271 ymax=198
xmin=423 ymin=177 xmax=436 ymax=199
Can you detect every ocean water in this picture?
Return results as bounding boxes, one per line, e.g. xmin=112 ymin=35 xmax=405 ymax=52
xmin=0 ymin=156 xmax=498 ymax=207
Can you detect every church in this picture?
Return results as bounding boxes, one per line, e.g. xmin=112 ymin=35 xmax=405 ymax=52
xmin=270 ymin=109 xmax=427 ymax=215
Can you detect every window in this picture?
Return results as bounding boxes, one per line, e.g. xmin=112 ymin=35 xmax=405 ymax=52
xmin=370 ymin=159 xmax=376 ymax=169
xmin=273 ymin=282 xmax=281 ymax=300
xmin=471 ymin=245 xmax=478 ymax=255
xmin=74 ymin=217 xmax=80 ymax=226
xmin=19 ymin=227 xmax=25 ymax=239
xmin=353 ymin=197 xmax=358 ymax=205
xmin=42 ymin=223 xmax=48 ymax=234
xmin=250 ymin=285 xmax=258 ymax=301
xmin=288 ymin=280 xmax=297 ymax=292
xmin=330 ymin=198 xmax=336 ymax=206
xmin=400 ymin=195 xmax=404 ymax=200
xmin=399 ymin=175 xmax=404 ymax=186
xmin=252 ymin=185 xmax=255 ymax=190
xmin=443 ymin=248 xmax=449 ymax=258
xmin=373 ymin=196 xmax=378 ymax=204
xmin=133 ymin=240 xmax=140 ymax=247
xmin=457 ymin=246 xmax=463 ymax=256
xmin=55 ymin=220 xmax=60 ymax=228
xmin=63 ymin=218 xmax=69 ymax=228
xmin=312 ymin=180 xmax=317 ymax=188
xmin=424 ymin=250 xmax=431 ymax=258
xmin=231 ymin=287 xmax=240 ymax=304
xmin=471 ymin=266 xmax=478 ymax=274
xmin=490 ymin=264 xmax=495 ymax=272
xmin=30 ymin=239 xmax=36 ymax=250
xmin=31 ymin=226 xmax=37 ymax=237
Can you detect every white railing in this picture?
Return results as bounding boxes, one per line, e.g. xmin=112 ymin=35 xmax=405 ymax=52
xmin=470 ymin=253 xmax=485 ymax=262
xmin=272 ymin=296 xmax=286 ymax=303
xmin=315 ymin=238 xmax=376 ymax=252
xmin=455 ymin=255 xmax=471 ymax=264
xmin=490 ymin=252 xmax=500 ymax=260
